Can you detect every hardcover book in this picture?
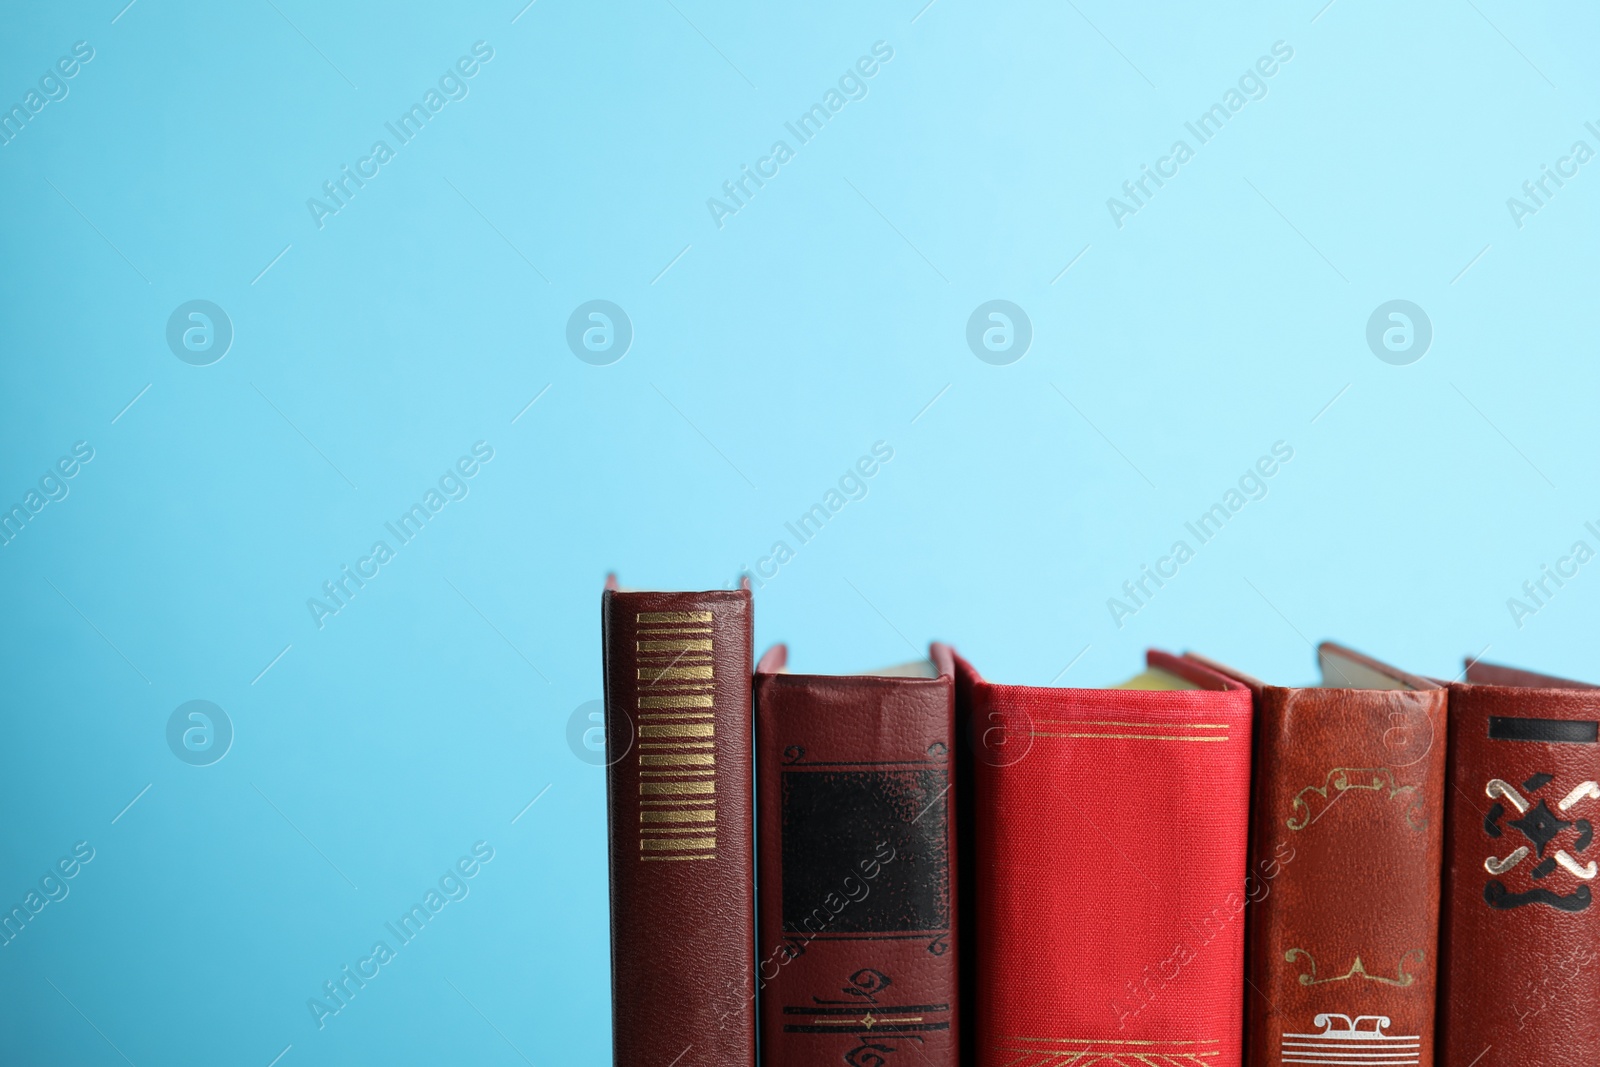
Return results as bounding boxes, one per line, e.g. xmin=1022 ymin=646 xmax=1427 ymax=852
xmin=1440 ymin=660 xmax=1600 ymax=1067
xmin=753 ymin=644 xmax=958 ymax=1067
xmin=948 ymin=646 xmax=1253 ymax=1067
xmin=601 ymin=582 xmax=755 ymax=1067
xmin=1188 ymin=643 xmax=1447 ymax=1067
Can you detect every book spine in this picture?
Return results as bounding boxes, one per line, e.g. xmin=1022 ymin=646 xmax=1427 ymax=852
xmin=954 ymin=658 xmax=1252 ymax=1067
xmin=1245 ymin=688 xmax=1447 ymax=1067
xmin=1439 ymin=684 xmax=1600 ymax=1066
xmin=603 ymin=589 xmax=755 ymax=1067
xmin=754 ymin=671 xmax=958 ymax=1067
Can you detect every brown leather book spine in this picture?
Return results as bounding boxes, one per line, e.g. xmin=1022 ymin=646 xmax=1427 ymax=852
xmin=603 ymin=589 xmax=754 ymax=1067
xmin=1440 ymin=670 xmax=1600 ymax=1067
xmin=754 ymin=646 xmax=957 ymax=1067
xmin=1245 ymin=685 xmax=1447 ymax=1067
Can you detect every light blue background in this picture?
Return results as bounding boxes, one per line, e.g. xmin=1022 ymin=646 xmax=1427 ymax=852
xmin=2 ymin=1 xmax=1597 ymax=1063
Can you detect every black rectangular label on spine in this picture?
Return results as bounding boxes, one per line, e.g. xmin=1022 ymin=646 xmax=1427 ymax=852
xmin=1488 ymin=715 xmax=1600 ymax=744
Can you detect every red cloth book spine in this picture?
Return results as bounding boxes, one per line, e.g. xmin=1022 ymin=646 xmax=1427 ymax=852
xmin=753 ymin=645 xmax=959 ymax=1067
xmin=602 ymin=587 xmax=755 ymax=1067
xmin=1440 ymin=661 xmax=1600 ymax=1067
xmin=950 ymin=648 xmax=1253 ymax=1067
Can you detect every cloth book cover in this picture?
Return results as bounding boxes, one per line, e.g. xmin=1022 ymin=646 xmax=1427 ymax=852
xmin=947 ymin=645 xmax=1253 ymax=1067
xmin=753 ymin=644 xmax=958 ymax=1067
xmin=1440 ymin=659 xmax=1600 ymax=1067
xmin=601 ymin=583 xmax=755 ymax=1067
xmin=1189 ymin=643 xmax=1447 ymax=1067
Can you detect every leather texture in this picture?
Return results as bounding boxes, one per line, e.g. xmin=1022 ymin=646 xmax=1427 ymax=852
xmin=753 ymin=643 xmax=958 ymax=1067
xmin=603 ymin=588 xmax=755 ymax=1067
xmin=1440 ymin=662 xmax=1600 ymax=1067
xmin=947 ymin=646 xmax=1254 ymax=1067
xmin=1196 ymin=643 xmax=1447 ymax=1067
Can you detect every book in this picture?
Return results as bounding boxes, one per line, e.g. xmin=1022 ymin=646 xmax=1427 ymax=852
xmin=601 ymin=582 xmax=755 ymax=1067
xmin=1188 ymin=643 xmax=1446 ymax=1067
xmin=753 ymin=644 xmax=959 ymax=1067
xmin=948 ymin=646 xmax=1253 ymax=1067
xmin=1439 ymin=659 xmax=1600 ymax=1067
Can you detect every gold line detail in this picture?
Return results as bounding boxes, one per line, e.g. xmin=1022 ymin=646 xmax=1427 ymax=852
xmin=637 ymin=639 xmax=713 ymax=651
xmin=641 ymin=810 xmax=717 ymax=824
xmin=1031 ymin=732 xmax=1229 ymax=742
xmin=641 ymin=781 xmax=715 ymax=796
xmin=640 ymin=754 xmax=715 ymax=767
xmin=641 ymin=836 xmax=716 ymax=850
xmin=638 ymin=665 xmax=714 ymax=682
xmin=1002 ymin=1037 xmax=1221 ymax=1045
xmin=638 ymin=694 xmax=715 ymax=708
xmin=636 ymin=611 xmax=712 ymax=623
xmin=1035 ymin=720 xmax=1230 ymax=729
xmin=640 ymin=854 xmax=716 ymax=862
xmin=640 ymin=724 xmax=714 ymax=738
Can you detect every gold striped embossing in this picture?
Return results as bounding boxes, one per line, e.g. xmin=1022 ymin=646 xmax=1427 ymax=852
xmin=636 ymin=611 xmax=712 ymax=623
xmin=636 ymin=610 xmax=718 ymax=861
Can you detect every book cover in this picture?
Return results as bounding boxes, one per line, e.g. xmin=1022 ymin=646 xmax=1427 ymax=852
xmin=949 ymin=646 xmax=1253 ymax=1067
xmin=753 ymin=644 xmax=958 ymax=1067
xmin=602 ymin=584 xmax=755 ymax=1067
xmin=1440 ymin=660 xmax=1600 ymax=1067
xmin=1190 ymin=643 xmax=1446 ymax=1067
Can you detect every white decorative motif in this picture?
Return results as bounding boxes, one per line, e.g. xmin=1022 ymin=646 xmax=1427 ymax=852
xmin=1486 ymin=846 xmax=1530 ymax=875
xmin=1487 ymin=779 xmax=1531 ymax=813
xmin=1556 ymin=851 xmax=1598 ymax=880
xmin=1558 ymin=781 xmax=1600 ymax=812
xmin=1281 ymin=1013 xmax=1420 ymax=1065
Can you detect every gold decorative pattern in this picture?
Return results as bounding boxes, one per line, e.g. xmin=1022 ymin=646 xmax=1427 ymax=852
xmin=1283 ymin=947 xmax=1426 ymax=987
xmin=993 ymin=1036 xmax=1220 ymax=1066
xmin=1286 ymin=767 xmax=1426 ymax=832
xmin=636 ymin=609 xmax=718 ymax=862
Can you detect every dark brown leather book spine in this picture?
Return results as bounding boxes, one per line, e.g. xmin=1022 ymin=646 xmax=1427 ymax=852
xmin=1245 ymin=684 xmax=1447 ymax=1067
xmin=603 ymin=589 xmax=755 ymax=1067
xmin=754 ymin=646 xmax=957 ymax=1067
xmin=1440 ymin=667 xmax=1600 ymax=1067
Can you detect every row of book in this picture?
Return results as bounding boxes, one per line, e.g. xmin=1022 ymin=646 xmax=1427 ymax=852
xmin=600 ymin=581 xmax=1599 ymax=1067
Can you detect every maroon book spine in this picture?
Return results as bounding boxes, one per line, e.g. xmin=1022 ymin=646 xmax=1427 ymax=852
xmin=1440 ymin=661 xmax=1600 ymax=1067
xmin=754 ymin=645 xmax=958 ymax=1067
xmin=603 ymin=588 xmax=755 ymax=1067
